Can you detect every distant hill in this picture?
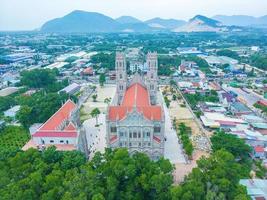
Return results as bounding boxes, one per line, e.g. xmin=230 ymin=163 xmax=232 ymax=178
xmin=116 ymin=16 xmax=142 ymax=24
xmin=213 ymin=15 xmax=267 ymax=27
xmin=145 ymin=18 xmax=186 ymax=29
xmin=40 ymin=10 xmax=257 ymax=33
xmin=41 ymin=10 xmax=120 ymax=32
xmin=173 ymin=15 xmax=227 ymax=32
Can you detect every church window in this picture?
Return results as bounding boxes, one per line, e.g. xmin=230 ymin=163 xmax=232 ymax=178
xmin=110 ymin=127 xmax=117 ymax=132
xmin=148 ymin=142 xmax=151 ymax=146
xmin=60 ymin=140 xmax=64 ymax=143
xmin=130 ymin=132 xmax=132 ymax=138
xmin=154 ymin=126 xmax=161 ymax=133
xmin=147 ymin=132 xmax=150 ymax=137
xmin=120 ymin=74 xmax=122 ymax=79
xmin=133 ymin=132 xmax=137 ymax=138
xmin=138 ymin=132 xmax=141 ymax=138
xmin=139 ymin=142 xmax=141 ymax=147
xmin=120 ymin=132 xmax=124 ymax=137
xmin=50 ymin=140 xmax=54 ymax=143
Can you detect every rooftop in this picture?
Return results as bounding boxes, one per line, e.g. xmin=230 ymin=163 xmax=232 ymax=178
xmin=32 ymin=100 xmax=78 ymax=138
xmin=108 ymin=83 xmax=162 ymax=121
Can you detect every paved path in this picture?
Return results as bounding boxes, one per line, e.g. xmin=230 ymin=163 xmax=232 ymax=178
xmin=83 ymin=114 xmax=107 ymax=159
xmin=162 ymin=94 xmax=186 ymax=164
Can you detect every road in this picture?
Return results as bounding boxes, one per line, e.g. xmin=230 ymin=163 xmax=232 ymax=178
xmin=223 ymin=85 xmax=261 ymax=107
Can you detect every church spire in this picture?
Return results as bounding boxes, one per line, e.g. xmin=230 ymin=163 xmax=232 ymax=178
xmin=116 ymin=52 xmax=127 ymax=105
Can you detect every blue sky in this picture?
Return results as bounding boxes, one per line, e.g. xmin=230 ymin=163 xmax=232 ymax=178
xmin=0 ymin=0 xmax=267 ymax=30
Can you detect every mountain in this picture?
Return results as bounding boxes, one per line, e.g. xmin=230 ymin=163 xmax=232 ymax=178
xmin=40 ymin=11 xmax=250 ymax=33
xmin=41 ymin=10 xmax=120 ymax=32
xmin=116 ymin=16 xmax=142 ymax=24
xmin=213 ymin=15 xmax=267 ymax=27
xmin=173 ymin=15 xmax=227 ymax=32
xmin=145 ymin=18 xmax=186 ymax=29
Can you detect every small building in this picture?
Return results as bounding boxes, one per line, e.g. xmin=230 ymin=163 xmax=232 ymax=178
xmin=22 ymin=100 xmax=88 ymax=154
xmin=0 ymin=87 xmax=19 ymax=97
xmin=4 ymin=105 xmax=20 ymax=119
xmin=219 ymin=91 xmax=236 ymax=106
xmin=240 ymin=179 xmax=267 ymax=199
xmin=200 ymin=112 xmax=246 ymax=129
xmin=82 ymin=67 xmax=94 ymax=76
xmin=59 ymin=83 xmax=81 ymax=95
xmin=230 ymin=102 xmax=252 ymax=116
xmin=257 ymin=100 xmax=267 ymax=107
xmin=253 ymin=146 xmax=265 ymax=159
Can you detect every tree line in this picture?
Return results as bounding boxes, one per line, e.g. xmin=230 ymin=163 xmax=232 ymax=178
xmin=0 ymin=131 xmax=252 ymax=200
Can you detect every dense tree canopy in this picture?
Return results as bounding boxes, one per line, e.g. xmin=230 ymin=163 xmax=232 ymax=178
xmin=0 ymin=96 xmax=16 ymax=113
xmin=211 ymin=131 xmax=252 ymax=162
xmin=0 ymin=148 xmax=174 ymax=200
xmin=90 ymin=53 xmax=115 ymax=70
xmin=185 ymin=56 xmax=211 ymax=74
xmin=171 ymin=150 xmax=249 ymax=200
xmin=16 ymin=91 xmax=76 ymax=127
xmin=184 ymin=90 xmax=219 ymax=109
xmin=20 ymin=69 xmax=58 ymax=89
xmin=0 ymin=126 xmax=29 ymax=155
xmin=216 ymin=49 xmax=240 ymax=60
xmin=250 ymin=53 xmax=267 ymax=71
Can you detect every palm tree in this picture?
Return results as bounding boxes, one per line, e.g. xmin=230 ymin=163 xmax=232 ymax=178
xmin=104 ymin=97 xmax=111 ymax=105
xmin=92 ymin=94 xmax=98 ymax=102
xmin=90 ymin=108 xmax=101 ymax=126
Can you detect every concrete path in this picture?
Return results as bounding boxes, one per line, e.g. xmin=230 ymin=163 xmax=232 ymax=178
xmin=83 ymin=114 xmax=107 ymax=159
xmin=162 ymin=95 xmax=186 ymax=164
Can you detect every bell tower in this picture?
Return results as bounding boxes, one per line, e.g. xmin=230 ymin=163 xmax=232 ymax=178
xmin=146 ymin=52 xmax=158 ymax=105
xmin=116 ymin=52 xmax=127 ymax=105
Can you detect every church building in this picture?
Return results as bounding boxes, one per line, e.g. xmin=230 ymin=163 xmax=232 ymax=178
xmin=106 ymin=52 xmax=165 ymax=160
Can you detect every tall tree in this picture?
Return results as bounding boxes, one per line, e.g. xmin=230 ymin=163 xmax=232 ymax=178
xmin=90 ymin=108 xmax=101 ymax=125
xmin=99 ymin=73 xmax=106 ymax=87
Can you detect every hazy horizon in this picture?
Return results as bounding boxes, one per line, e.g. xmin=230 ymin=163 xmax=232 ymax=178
xmin=1 ymin=0 xmax=267 ymax=31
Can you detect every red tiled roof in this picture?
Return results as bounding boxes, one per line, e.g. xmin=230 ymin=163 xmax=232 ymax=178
xmin=64 ymin=122 xmax=76 ymax=131
xmin=257 ymin=129 xmax=267 ymax=135
xmin=254 ymin=146 xmax=264 ymax=153
xmin=192 ymin=82 xmax=200 ymax=88
xmin=33 ymin=131 xmax=77 ymax=138
xmin=39 ymin=100 xmax=76 ymax=131
xmin=257 ymin=100 xmax=267 ymax=107
xmin=83 ymin=67 xmax=93 ymax=75
xmin=108 ymin=83 xmax=162 ymax=121
xmin=33 ymin=100 xmax=77 ymax=138
xmin=122 ymin=83 xmax=150 ymax=107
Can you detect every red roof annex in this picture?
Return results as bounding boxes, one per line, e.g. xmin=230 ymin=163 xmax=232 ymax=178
xmin=108 ymin=83 xmax=162 ymax=121
xmin=33 ymin=100 xmax=77 ymax=138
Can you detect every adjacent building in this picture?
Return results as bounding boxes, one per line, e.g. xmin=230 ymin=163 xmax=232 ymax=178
xmin=23 ymin=100 xmax=88 ymax=154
